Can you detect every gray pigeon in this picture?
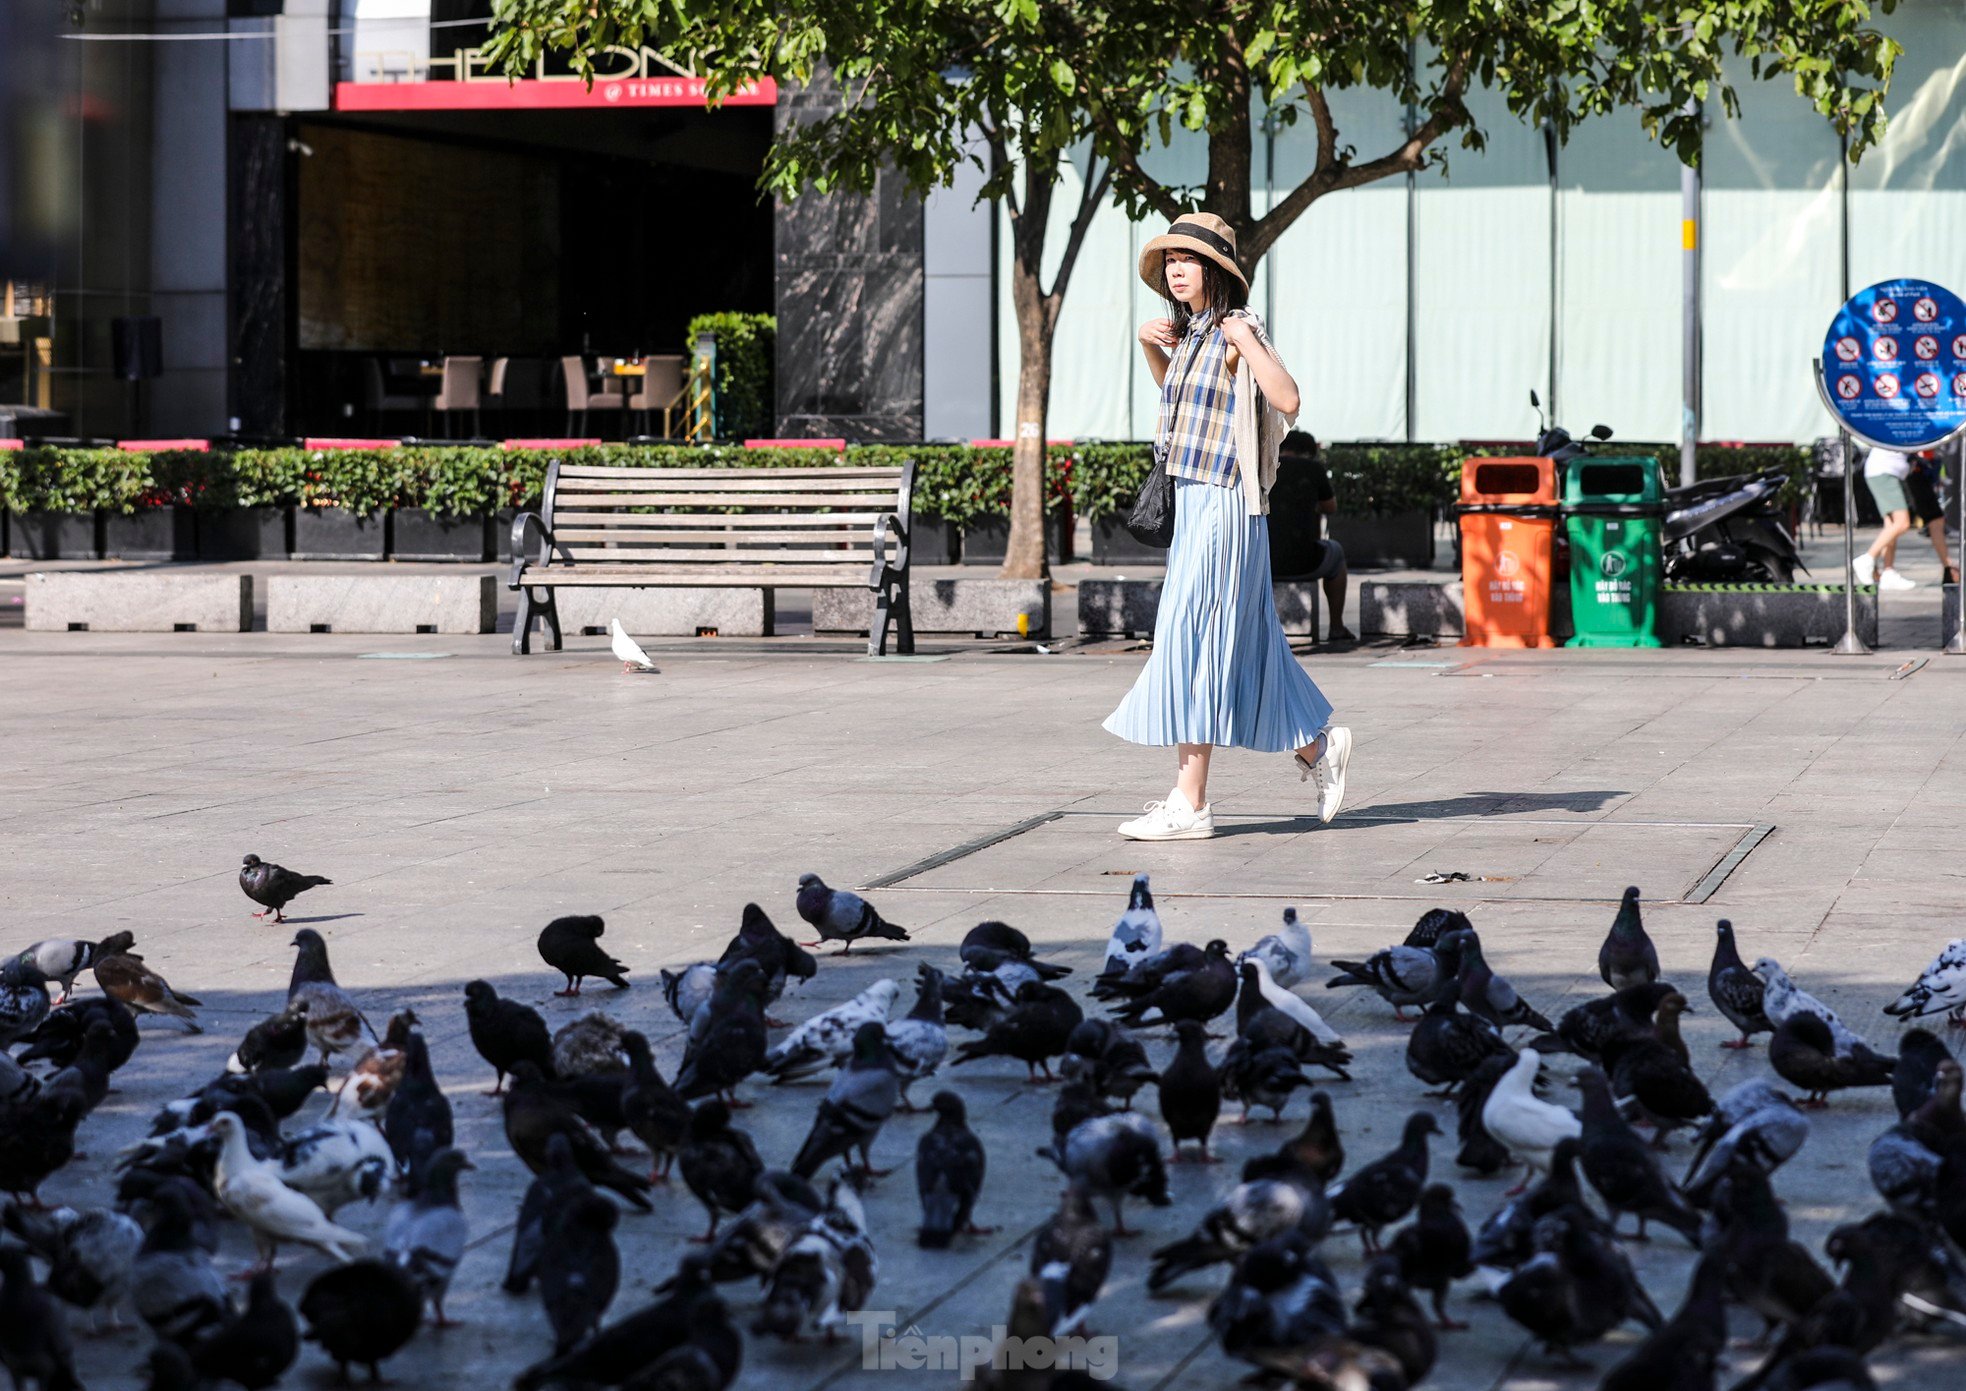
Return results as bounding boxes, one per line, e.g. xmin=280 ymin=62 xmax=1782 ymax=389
xmin=885 ymin=965 xmax=950 ymax=1109
xmin=661 ymin=963 xmax=719 ymax=1028
xmin=132 ymin=1181 xmax=228 ymax=1344
xmin=0 ymin=1204 xmax=142 ymax=1333
xmin=790 ymin=1024 xmax=901 ymax=1180
xmin=1681 ymin=1078 xmax=1810 ymax=1205
xmin=1325 ymin=933 xmax=1460 ymax=1021
xmin=1449 ymin=931 xmax=1553 ymax=1033
xmin=14 ymin=940 xmax=94 ymax=1005
xmin=1597 ymin=888 xmax=1659 ymax=990
xmin=538 ymin=1190 xmax=621 ymax=1355
xmin=1240 ymin=908 xmax=1314 ymax=989
xmin=0 ymin=1245 xmax=82 ymax=1391
xmin=0 ymin=959 xmax=51 ymax=1048
xmin=1051 ymin=1112 xmax=1170 ymax=1235
xmin=795 ymin=873 xmax=909 ymax=953
xmin=239 ymin=854 xmax=332 ymax=923
xmin=383 ymin=1147 xmax=472 ymax=1325
xmin=676 ymin=960 xmax=769 ymax=1104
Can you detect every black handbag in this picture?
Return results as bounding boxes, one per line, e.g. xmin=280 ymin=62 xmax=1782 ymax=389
xmin=1125 ymin=451 xmax=1176 ymax=548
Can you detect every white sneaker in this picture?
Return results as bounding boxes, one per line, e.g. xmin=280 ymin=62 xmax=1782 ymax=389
xmin=1297 ymin=726 xmax=1352 ymax=824
xmin=1853 ymin=553 xmax=1877 ymax=584
xmin=1118 ymin=789 xmax=1215 ymax=841
xmin=1880 ymin=568 xmax=1918 ymax=591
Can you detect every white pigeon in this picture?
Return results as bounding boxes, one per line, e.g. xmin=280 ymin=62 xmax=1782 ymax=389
xmin=1244 ymin=955 xmax=1344 ymax=1048
xmin=208 ymin=1112 xmax=366 ymax=1270
xmin=1754 ymin=957 xmax=1870 ymax=1056
xmin=1239 ymin=907 xmax=1314 ymax=990
xmin=1102 ymin=873 xmax=1163 ymax=978
xmin=1480 ymin=1049 xmax=1581 ymax=1189
xmin=610 ymin=618 xmax=656 ymax=673
xmin=1884 ymin=939 xmax=1966 ymax=1028
xmin=15 ymin=939 xmax=96 ymax=1004
xmin=277 ymin=1117 xmax=396 ymax=1217
xmin=761 ymin=979 xmax=902 ymax=1083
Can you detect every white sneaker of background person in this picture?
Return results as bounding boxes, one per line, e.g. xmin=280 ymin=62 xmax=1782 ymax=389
xmin=1853 ymin=553 xmax=1877 ymax=584
xmin=1880 ymin=567 xmax=1918 ymax=591
xmin=1118 ymin=789 xmax=1215 ymax=841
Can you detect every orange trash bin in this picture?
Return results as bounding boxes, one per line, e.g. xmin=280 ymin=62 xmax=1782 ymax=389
xmin=1458 ymin=457 xmax=1559 ymax=648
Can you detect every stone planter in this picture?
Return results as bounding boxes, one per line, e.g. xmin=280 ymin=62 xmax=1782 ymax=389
xmin=196 ymin=507 xmax=291 ymax=561
xmin=495 ymin=508 xmax=519 ymax=562
xmin=7 ymin=511 xmax=99 ymax=560
xmin=814 ymin=578 xmax=1049 ymax=638
xmin=1327 ymin=509 xmax=1435 ymax=569
xmin=1090 ymin=516 xmax=1166 ymax=566
xmin=390 ymin=508 xmax=492 ymax=562
xmin=102 ymin=507 xmax=197 ymax=561
xmin=292 ymin=507 xmax=386 ymax=561
xmin=960 ymin=508 xmax=1073 ymax=566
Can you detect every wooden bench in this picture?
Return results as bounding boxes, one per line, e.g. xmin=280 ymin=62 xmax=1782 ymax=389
xmin=508 ymin=460 xmax=916 ymax=656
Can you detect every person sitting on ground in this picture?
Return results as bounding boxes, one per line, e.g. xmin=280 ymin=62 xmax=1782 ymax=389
xmin=1276 ymin=430 xmax=1354 ymax=642
xmin=1856 ymin=445 xmax=1957 ymax=590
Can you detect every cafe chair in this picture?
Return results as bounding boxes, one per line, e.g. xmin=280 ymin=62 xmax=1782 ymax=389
xmin=362 ymin=359 xmax=424 ymax=433
xmin=433 ymin=355 xmax=483 ymax=438
xmin=561 ymin=355 xmax=625 ymax=438
xmin=630 ymin=355 xmax=687 ymax=439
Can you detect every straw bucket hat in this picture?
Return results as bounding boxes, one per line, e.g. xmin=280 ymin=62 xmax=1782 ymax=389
xmin=1138 ymin=212 xmax=1250 ymax=298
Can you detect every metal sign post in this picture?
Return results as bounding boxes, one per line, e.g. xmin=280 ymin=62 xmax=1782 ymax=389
xmin=1816 ymin=278 xmax=1966 ymax=655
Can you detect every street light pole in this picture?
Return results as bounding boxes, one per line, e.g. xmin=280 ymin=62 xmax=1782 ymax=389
xmin=1680 ymin=100 xmax=1701 ymax=490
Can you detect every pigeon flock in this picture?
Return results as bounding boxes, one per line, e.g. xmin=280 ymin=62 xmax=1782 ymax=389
xmin=1 ymin=858 xmax=1965 ymax=1391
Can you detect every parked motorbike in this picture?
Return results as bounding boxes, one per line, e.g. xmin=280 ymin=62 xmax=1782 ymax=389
xmin=1663 ymin=466 xmax=1803 ymax=584
xmin=1529 ymin=390 xmax=1612 ymax=474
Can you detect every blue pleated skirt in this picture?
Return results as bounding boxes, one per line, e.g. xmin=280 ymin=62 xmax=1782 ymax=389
xmin=1104 ymin=477 xmax=1335 ymax=752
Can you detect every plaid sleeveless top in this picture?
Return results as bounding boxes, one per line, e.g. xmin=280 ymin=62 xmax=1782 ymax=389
xmin=1155 ymin=308 xmax=1239 ymax=489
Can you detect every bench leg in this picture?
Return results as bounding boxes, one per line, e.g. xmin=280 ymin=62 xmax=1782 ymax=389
xmin=512 ymin=587 xmax=563 ymax=655
xmin=894 ymin=576 xmax=915 ymax=655
xmin=539 ymin=588 xmax=563 ymax=651
xmin=869 ymin=586 xmax=890 ymax=658
xmin=513 ymin=589 xmax=535 ymax=655
xmin=868 ymin=578 xmax=915 ymax=657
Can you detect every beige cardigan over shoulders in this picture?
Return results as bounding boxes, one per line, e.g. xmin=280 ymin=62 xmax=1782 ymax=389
xmin=1225 ymin=309 xmax=1299 ymax=517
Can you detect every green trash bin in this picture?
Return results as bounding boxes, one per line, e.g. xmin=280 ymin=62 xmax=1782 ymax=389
xmin=1564 ymin=457 xmax=1664 ymax=648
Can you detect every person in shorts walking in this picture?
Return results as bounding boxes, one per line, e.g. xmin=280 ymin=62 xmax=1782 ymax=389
xmin=1856 ymin=446 xmax=1956 ymax=589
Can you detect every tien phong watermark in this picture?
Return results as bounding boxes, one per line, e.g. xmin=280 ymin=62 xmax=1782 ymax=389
xmin=845 ymin=1310 xmax=1120 ymax=1381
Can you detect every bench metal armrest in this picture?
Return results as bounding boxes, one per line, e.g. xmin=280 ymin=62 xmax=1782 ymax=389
xmin=870 ymin=511 xmax=910 ymax=588
xmin=508 ymin=511 xmax=550 ymax=588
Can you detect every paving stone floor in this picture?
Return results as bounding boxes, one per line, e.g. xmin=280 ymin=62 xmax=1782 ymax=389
xmin=2 ymin=627 xmax=1964 ymax=1389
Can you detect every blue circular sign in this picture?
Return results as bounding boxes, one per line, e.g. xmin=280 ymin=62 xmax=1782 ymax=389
xmin=1821 ymin=278 xmax=1966 ymax=448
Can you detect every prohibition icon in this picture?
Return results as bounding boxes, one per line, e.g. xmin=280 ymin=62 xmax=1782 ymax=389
xmin=1876 ymin=373 xmax=1902 ymax=398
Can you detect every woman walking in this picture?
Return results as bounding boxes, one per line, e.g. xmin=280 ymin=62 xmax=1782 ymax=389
xmin=1105 ymin=213 xmax=1351 ymax=841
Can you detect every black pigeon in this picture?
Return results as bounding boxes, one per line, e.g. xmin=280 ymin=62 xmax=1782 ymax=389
xmin=1158 ymin=1018 xmax=1223 ymax=1163
xmin=675 ymin=960 xmax=768 ymax=1103
xmin=1894 ymin=1028 xmax=1952 ymax=1119
xmin=462 ymin=979 xmax=554 ymax=1095
xmin=1470 ymin=1139 xmax=1605 ymax=1277
xmin=1708 ymin=1162 xmax=1836 ymax=1342
xmin=1769 ymin=1011 xmax=1896 ymax=1107
xmin=790 ymin=1022 xmax=902 ymax=1180
xmin=1407 ymin=907 xmax=1474 ymax=947
xmin=537 ymin=914 xmax=630 ymax=996
xmin=1031 ymin=1185 xmax=1111 ymax=1331
xmin=1709 ymin=918 xmax=1773 ymax=1048
xmin=297 ymin=1259 xmax=422 ymax=1384
xmin=1109 ymin=940 xmax=1237 ymax=1028
xmin=1208 ymin=1229 xmax=1347 ymax=1360
xmin=1245 ymin=1091 xmax=1345 ymax=1185
xmin=503 ymin=1061 xmax=652 ymax=1209
xmin=1548 ymin=981 xmax=1678 ymax=1063
xmin=130 ymin=1179 xmax=227 ymax=1343
xmin=1052 ymin=1113 xmax=1170 ymax=1235
xmin=1351 ymin=1255 xmax=1439 ymax=1388
xmin=679 ymin=1100 xmax=765 ymax=1242
xmin=1574 ymin=1066 xmax=1701 ymax=1243
xmin=916 ymin=1090 xmax=991 ymax=1248
xmin=1453 ymin=1051 xmax=1517 ymax=1175
xmin=539 ymin=1189 xmax=622 ymax=1355
xmin=1602 ymin=1027 xmax=1715 ymax=1145
xmin=621 ymin=1029 xmax=691 ymax=1182
xmin=960 ymin=921 xmax=1071 ymax=980
xmin=0 ymin=1245 xmax=81 ymax=1391
xmin=188 ymin=1268 xmax=298 ymax=1391
xmin=1597 ymin=886 xmax=1659 ymax=989
xmin=950 ymin=980 xmax=1083 ymax=1082
xmin=1048 ymin=1061 xmax=1112 ymax=1150
xmin=1218 ymin=1036 xmax=1313 ymax=1123
xmin=382 ymin=1031 xmax=453 ymax=1191
xmin=1406 ymin=994 xmax=1512 ymax=1093
xmin=1147 ymin=1156 xmax=1330 ymax=1292
xmin=717 ymin=902 xmax=817 ymax=1011
xmin=620 ymin=1292 xmax=741 ymax=1391
xmin=239 ymin=854 xmax=331 ymax=923
xmin=513 ymin=1255 xmax=720 ymax=1391
xmin=1497 ymin=1209 xmax=1662 ymax=1367
xmin=0 ymin=1069 xmax=88 ymax=1204
xmin=227 ymin=1003 xmax=308 ymax=1075
xmin=1599 ymin=1252 xmax=1728 ymax=1391
xmin=504 ymin=1132 xmax=592 ymax=1295
xmin=14 ymin=993 xmax=139 ymax=1074
xmin=1093 ymin=940 xmax=1204 ymax=1003
xmin=1389 ymin=1183 xmax=1474 ymax=1329
xmin=795 ymin=873 xmax=910 ymax=952
xmin=1329 ymin=1111 xmax=1438 ymax=1253
xmin=1451 ymin=931 xmax=1554 ymax=1032
xmin=145 ymin=1343 xmax=197 ymax=1391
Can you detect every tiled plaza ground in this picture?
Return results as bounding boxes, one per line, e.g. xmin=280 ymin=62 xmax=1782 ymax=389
xmin=2 ymin=619 xmax=1964 ymax=1388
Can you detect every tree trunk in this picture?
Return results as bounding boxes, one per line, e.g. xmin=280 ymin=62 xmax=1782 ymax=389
xmin=1002 ymin=234 xmax=1053 ymax=581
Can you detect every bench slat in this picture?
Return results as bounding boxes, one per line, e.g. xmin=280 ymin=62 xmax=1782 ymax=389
xmin=516 ymin=567 xmax=873 ymax=585
xmin=554 ymin=547 xmax=877 ymax=564
xmin=549 ymin=510 xmax=886 ymax=529
xmin=555 ymin=474 xmax=902 ymax=494
xmin=556 ymin=464 xmax=900 ymax=481
xmin=551 ymin=492 xmax=898 ymax=508
xmin=552 ymin=530 xmax=879 ymax=546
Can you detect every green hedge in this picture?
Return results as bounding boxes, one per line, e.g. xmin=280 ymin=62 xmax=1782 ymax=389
xmin=0 ymin=441 xmax=1820 ymax=523
xmin=686 ymin=312 xmax=775 ymax=440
